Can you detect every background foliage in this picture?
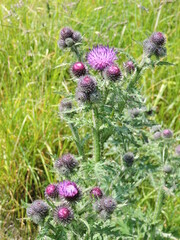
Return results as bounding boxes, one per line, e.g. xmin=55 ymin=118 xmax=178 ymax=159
xmin=0 ymin=0 xmax=179 ymax=239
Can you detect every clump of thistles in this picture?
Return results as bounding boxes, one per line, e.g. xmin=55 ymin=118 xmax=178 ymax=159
xmin=87 ymin=45 xmax=118 ymax=71
xmin=162 ymin=129 xmax=173 ymax=138
xmin=27 ymin=200 xmax=49 ymax=224
xmin=58 ymin=180 xmax=81 ymax=202
xmin=54 ymin=154 xmax=78 ymax=174
xmin=70 ymin=62 xmax=87 ymax=78
xmin=45 ymin=184 xmax=59 ymax=200
xmin=124 ymin=61 xmax=135 ymax=74
xmin=103 ymin=64 xmax=122 ymax=81
xmin=90 ymin=187 xmax=103 ymax=199
xmin=123 ymin=152 xmax=135 ymax=166
xmin=58 ymin=27 xmax=82 ymax=49
xmin=143 ymin=32 xmax=167 ymax=58
xmin=53 ymin=204 xmax=73 ymax=224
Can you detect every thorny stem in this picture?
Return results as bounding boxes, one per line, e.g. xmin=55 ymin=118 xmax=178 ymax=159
xmin=68 ymin=123 xmax=85 ymax=160
xmin=92 ymin=106 xmax=101 ymax=162
xmin=71 ymin=45 xmax=82 ymax=61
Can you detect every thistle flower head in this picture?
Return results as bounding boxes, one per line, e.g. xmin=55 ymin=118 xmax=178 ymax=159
xmin=101 ymin=196 xmax=117 ymax=213
xmin=90 ymin=187 xmax=103 ymax=199
xmin=151 ymin=32 xmax=166 ymax=46
xmin=175 ymin=145 xmax=180 ymax=156
xmin=58 ymin=180 xmax=81 ymax=202
xmin=72 ymin=31 xmax=82 ymax=43
xmin=58 ymin=39 xmax=67 ymax=49
xmin=104 ymin=64 xmax=122 ymax=81
xmin=27 ymin=200 xmax=49 ymax=224
xmin=45 ymin=184 xmax=59 ymax=200
xmin=143 ymin=39 xmax=157 ymax=57
xmin=54 ymin=154 xmax=78 ymax=175
xmin=59 ymin=99 xmax=72 ymax=113
xmin=124 ymin=61 xmax=135 ymax=74
xmin=87 ymin=45 xmax=118 ymax=71
xmin=70 ymin=62 xmax=87 ymax=78
xmin=123 ymin=152 xmax=134 ymax=166
xmin=163 ymin=165 xmax=173 ymax=174
xmin=162 ymin=129 xmax=173 ymax=138
xmin=153 ymin=131 xmax=162 ymax=140
xmin=75 ymin=90 xmax=89 ymax=103
xmin=78 ymin=75 xmax=97 ymax=94
xmin=60 ymin=27 xmax=74 ymax=40
xmin=54 ymin=204 xmax=73 ymax=224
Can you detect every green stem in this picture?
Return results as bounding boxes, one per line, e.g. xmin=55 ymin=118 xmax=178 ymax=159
xmin=92 ymin=107 xmax=100 ymax=162
xmin=68 ymin=123 xmax=85 ymax=160
xmin=71 ymin=45 xmax=82 ymax=61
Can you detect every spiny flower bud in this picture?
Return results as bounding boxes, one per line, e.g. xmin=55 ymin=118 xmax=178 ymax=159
xmin=100 ymin=196 xmax=117 ymax=213
xmin=124 ymin=61 xmax=135 ymax=74
xmin=162 ymin=129 xmax=173 ymax=138
xmin=65 ymin=38 xmax=74 ymax=47
xmin=153 ymin=131 xmax=162 ymax=140
xmin=175 ymin=145 xmax=180 ymax=156
xmin=59 ymin=99 xmax=72 ymax=113
xmin=155 ymin=47 xmax=167 ymax=58
xmin=75 ymin=90 xmax=89 ymax=103
xmin=27 ymin=200 xmax=49 ymax=224
xmin=45 ymin=184 xmax=59 ymax=200
xmin=58 ymin=180 xmax=81 ymax=202
xmin=60 ymin=27 xmax=73 ymax=40
xmin=104 ymin=64 xmax=122 ymax=81
xmin=72 ymin=31 xmax=82 ymax=43
xmin=54 ymin=154 xmax=78 ymax=173
xmin=58 ymin=39 xmax=67 ymax=49
xmin=151 ymin=32 xmax=166 ymax=46
xmin=70 ymin=62 xmax=87 ymax=78
xmin=123 ymin=152 xmax=134 ymax=166
xmin=143 ymin=39 xmax=156 ymax=57
xmin=163 ymin=165 xmax=173 ymax=174
xmin=54 ymin=204 xmax=73 ymax=224
xmin=90 ymin=187 xmax=103 ymax=199
xmin=78 ymin=75 xmax=97 ymax=94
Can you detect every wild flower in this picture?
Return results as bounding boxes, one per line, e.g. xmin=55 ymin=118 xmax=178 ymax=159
xmin=70 ymin=62 xmax=87 ymax=78
xmin=27 ymin=200 xmax=49 ymax=224
xmin=90 ymin=187 xmax=103 ymax=199
xmin=53 ymin=204 xmax=74 ymax=224
xmin=103 ymin=64 xmax=122 ymax=81
xmin=45 ymin=184 xmax=59 ymax=200
xmin=162 ymin=129 xmax=173 ymax=138
xmin=124 ymin=61 xmax=135 ymax=74
xmin=58 ymin=180 xmax=81 ymax=202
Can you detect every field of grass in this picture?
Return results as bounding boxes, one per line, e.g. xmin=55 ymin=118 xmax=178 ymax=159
xmin=0 ymin=0 xmax=179 ymax=239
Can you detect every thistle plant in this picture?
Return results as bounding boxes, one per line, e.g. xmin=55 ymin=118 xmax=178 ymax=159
xmin=26 ymin=28 xmax=179 ymax=240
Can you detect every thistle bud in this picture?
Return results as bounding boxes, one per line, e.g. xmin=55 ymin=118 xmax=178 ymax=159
xmin=175 ymin=145 xmax=180 ymax=156
xmin=124 ymin=61 xmax=135 ymax=74
xmin=90 ymin=187 xmax=103 ymax=199
xmin=78 ymin=75 xmax=97 ymax=94
xmin=54 ymin=154 xmax=78 ymax=174
xmin=45 ymin=184 xmax=59 ymax=200
xmin=123 ymin=152 xmax=134 ymax=166
xmin=104 ymin=64 xmax=122 ymax=81
xmin=27 ymin=200 xmax=49 ymax=224
xmin=54 ymin=204 xmax=73 ymax=224
xmin=75 ymin=90 xmax=89 ymax=103
xmin=153 ymin=131 xmax=162 ymax=140
xmin=70 ymin=62 xmax=87 ymax=78
xmin=58 ymin=39 xmax=67 ymax=49
xmin=72 ymin=31 xmax=82 ymax=43
xmin=60 ymin=27 xmax=73 ymax=40
xmin=162 ymin=129 xmax=173 ymax=138
xmin=101 ymin=196 xmax=117 ymax=213
xmin=155 ymin=47 xmax=167 ymax=58
xmin=65 ymin=38 xmax=74 ymax=47
xmin=150 ymin=32 xmax=166 ymax=46
xmin=163 ymin=165 xmax=173 ymax=174
xmin=59 ymin=99 xmax=72 ymax=113
xmin=143 ymin=39 xmax=156 ymax=57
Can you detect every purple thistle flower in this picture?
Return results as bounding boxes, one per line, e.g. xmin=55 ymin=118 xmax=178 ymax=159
xmin=150 ymin=32 xmax=166 ymax=46
xmin=58 ymin=180 xmax=81 ymax=202
xmin=78 ymin=75 xmax=97 ymax=94
xmin=70 ymin=62 xmax=87 ymax=78
xmin=90 ymin=187 xmax=103 ymax=199
xmin=27 ymin=200 xmax=49 ymax=224
xmin=162 ymin=129 xmax=173 ymax=138
xmin=54 ymin=154 xmax=78 ymax=175
xmin=60 ymin=27 xmax=74 ymax=40
xmin=104 ymin=64 xmax=122 ymax=81
xmin=54 ymin=204 xmax=74 ymax=224
xmin=87 ymin=45 xmax=118 ymax=71
xmin=175 ymin=145 xmax=180 ymax=156
xmin=45 ymin=184 xmax=59 ymax=200
xmin=124 ymin=61 xmax=135 ymax=74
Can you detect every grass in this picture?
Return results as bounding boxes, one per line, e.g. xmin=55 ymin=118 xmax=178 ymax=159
xmin=0 ymin=0 xmax=179 ymax=238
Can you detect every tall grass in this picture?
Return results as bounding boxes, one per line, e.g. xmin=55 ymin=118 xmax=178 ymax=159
xmin=0 ymin=0 xmax=179 ymax=238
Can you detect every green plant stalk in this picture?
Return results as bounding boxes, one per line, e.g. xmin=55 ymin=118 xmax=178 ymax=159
xmin=68 ymin=123 xmax=85 ymax=160
xmin=71 ymin=45 xmax=82 ymax=61
xmin=92 ymin=107 xmax=101 ymax=162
